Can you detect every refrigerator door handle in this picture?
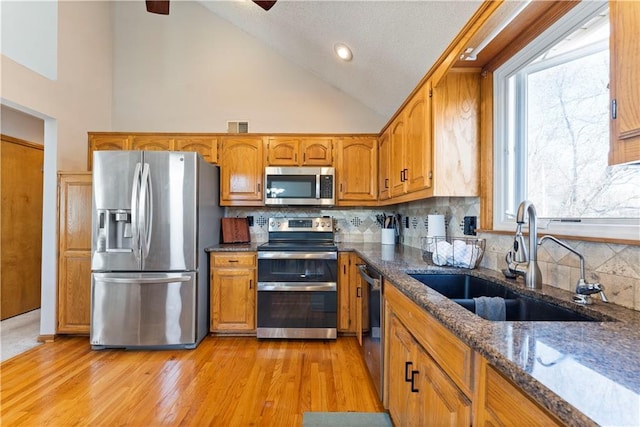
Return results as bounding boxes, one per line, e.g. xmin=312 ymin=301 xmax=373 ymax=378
xmin=140 ymin=162 xmax=153 ymax=260
xmin=95 ymin=276 xmax=191 ymax=284
xmin=130 ymin=162 xmax=143 ymax=260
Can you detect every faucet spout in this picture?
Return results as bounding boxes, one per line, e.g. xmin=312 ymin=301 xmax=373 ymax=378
xmin=513 ymin=200 xmax=542 ymax=289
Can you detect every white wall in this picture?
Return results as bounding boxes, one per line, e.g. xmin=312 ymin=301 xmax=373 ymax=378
xmin=1 ymin=0 xmax=57 ymax=80
xmin=1 ymin=1 xmax=113 ymax=336
xmin=1 ymin=105 xmax=45 ymax=144
xmin=112 ymin=1 xmax=385 ymax=133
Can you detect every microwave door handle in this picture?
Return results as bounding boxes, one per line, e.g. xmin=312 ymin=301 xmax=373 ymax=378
xmin=130 ymin=162 xmax=142 ymax=261
xmin=316 ymin=174 xmax=321 ymax=199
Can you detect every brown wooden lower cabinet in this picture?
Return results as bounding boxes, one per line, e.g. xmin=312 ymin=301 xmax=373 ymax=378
xmin=386 ymin=292 xmax=471 ymax=426
xmin=473 ymin=354 xmax=563 ymax=426
xmin=210 ymin=252 xmax=256 ymax=333
xmin=384 ymin=282 xmax=564 ymax=426
xmin=57 ymin=172 xmax=92 ymax=334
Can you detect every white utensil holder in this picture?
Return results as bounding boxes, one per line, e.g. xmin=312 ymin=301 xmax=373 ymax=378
xmin=381 ymin=229 xmax=396 ymax=245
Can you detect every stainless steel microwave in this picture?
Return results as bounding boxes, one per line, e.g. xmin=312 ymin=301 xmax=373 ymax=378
xmin=264 ymin=166 xmax=335 ymax=206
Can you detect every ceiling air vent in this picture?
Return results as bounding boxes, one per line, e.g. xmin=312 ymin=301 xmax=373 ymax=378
xmin=227 ymin=121 xmax=249 ymax=133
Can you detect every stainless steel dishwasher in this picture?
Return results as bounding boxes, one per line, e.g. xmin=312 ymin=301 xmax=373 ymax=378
xmin=357 ymin=263 xmax=383 ymax=401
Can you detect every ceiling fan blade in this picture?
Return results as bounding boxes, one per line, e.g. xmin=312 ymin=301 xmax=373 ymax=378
xmin=253 ymin=1 xmax=277 ymax=11
xmin=146 ymin=0 xmax=170 ymax=15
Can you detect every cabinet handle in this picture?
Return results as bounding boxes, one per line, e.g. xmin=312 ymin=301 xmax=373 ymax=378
xmin=403 ymin=168 xmax=408 ymax=182
xmin=249 ymin=279 xmax=253 ymax=289
xmin=400 ymin=170 xmax=404 ymax=182
xmin=356 ymin=286 xmax=362 ymax=298
xmin=410 ymin=370 xmax=419 ymax=393
xmin=340 ymin=183 xmax=343 ymax=193
xmin=343 ymin=265 xmax=346 ymax=274
xmin=257 ymin=183 xmax=261 ymax=192
xmin=384 ymin=178 xmax=389 ymax=189
xmin=405 ymin=361 xmax=413 ymax=382
xmin=228 ymin=260 xmax=239 ymax=263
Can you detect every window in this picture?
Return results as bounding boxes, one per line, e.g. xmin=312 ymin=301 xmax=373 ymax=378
xmin=494 ymin=1 xmax=640 ymax=240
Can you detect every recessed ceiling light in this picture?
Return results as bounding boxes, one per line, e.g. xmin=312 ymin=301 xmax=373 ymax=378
xmin=334 ymin=43 xmax=353 ymax=61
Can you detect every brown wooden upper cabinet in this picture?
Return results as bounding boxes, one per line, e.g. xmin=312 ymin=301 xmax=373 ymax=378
xmin=266 ymin=136 xmax=333 ymax=166
xmin=609 ymin=0 xmax=640 ymax=165
xmin=382 ymin=82 xmax=433 ymax=201
xmin=336 ymin=136 xmax=378 ymax=206
xmin=219 ymin=136 xmax=265 ymax=206
xmin=88 ymin=132 xmax=218 ymax=169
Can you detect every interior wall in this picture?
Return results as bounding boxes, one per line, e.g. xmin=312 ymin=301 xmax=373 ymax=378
xmin=111 ymin=1 xmax=385 ymax=133
xmin=1 ymin=1 xmax=113 ymax=336
xmin=0 ymin=106 xmax=45 ymax=144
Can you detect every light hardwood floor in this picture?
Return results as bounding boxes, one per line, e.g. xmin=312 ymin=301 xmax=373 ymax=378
xmin=1 ymin=336 xmax=385 ymax=426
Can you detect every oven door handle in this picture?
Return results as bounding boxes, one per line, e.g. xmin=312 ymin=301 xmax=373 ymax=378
xmin=258 ymin=251 xmax=337 ymax=260
xmin=357 ymin=264 xmax=381 ymax=291
xmin=258 ymin=282 xmax=337 ymax=292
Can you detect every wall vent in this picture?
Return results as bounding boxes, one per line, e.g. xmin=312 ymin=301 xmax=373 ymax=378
xmin=227 ymin=121 xmax=249 ymax=133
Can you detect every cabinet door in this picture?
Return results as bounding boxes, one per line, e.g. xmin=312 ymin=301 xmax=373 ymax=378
xmin=130 ymin=135 xmax=174 ymax=151
xmin=387 ymin=315 xmax=415 ymax=426
xmin=413 ymin=341 xmax=471 ymax=426
xmin=378 ymin=130 xmax=391 ymax=200
xmin=389 ymin=117 xmax=407 ymax=197
xmin=336 ymin=137 xmax=378 ymax=205
xmin=175 ymin=136 xmax=218 ymax=163
xmin=267 ymin=137 xmax=299 ymax=165
xmin=405 ymin=83 xmax=433 ymax=193
xmin=211 ymin=264 xmax=256 ymax=332
xmin=88 ymin=133 xmax=130 ymax=169
xmin=57 ymin=172 xmax=93 ymax=334
xmin=609 ymin=0 xmax=640 ymax=164
xmin=338 ymin=253 xmax=352 ymax=332
xmin=432 ymin=70 xmax=480 ymax=197
xmin=300 ymin=138 xmax=333 ymax=166
xmin=220 ymin=137 xmax=264 ymax=205
xmin=474 ymin=357 xmax=562 ymax=426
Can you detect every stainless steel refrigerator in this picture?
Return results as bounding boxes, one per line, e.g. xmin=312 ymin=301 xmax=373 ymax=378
xmin=90 ymin=151 xmax=222 ymax=350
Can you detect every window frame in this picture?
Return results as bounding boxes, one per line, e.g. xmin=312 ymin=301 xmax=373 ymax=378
xmin=492 ymin=0 xmax=639 ymax=242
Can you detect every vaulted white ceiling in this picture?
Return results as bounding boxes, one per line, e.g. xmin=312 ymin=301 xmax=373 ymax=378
xmin=199 ymin=0 xmax=482 ymax=119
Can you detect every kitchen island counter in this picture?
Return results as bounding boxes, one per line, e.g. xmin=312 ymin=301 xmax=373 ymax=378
xmin=338 ymin=243 xmax=640 ymax=427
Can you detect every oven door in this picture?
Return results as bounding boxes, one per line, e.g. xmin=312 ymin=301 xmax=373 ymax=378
xmin=257 ymin=251 xmax=337 ymax=283
xmin=257 ymin=282 xmax=337 ymax=339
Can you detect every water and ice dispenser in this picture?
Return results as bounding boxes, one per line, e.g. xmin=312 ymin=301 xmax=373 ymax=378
xmin=96 ymin=209 xmax=133 ymax=253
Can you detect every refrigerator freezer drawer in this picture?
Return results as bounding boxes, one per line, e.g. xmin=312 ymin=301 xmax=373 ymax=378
xmin=91 ymin=272 xmax=197 ymax=349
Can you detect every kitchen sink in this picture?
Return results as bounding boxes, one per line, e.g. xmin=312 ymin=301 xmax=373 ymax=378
xmin=408 ymin=274 xmax=601 ymax=322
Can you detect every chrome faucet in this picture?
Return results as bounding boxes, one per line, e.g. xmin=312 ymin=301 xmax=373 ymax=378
xmin=538 ymin=235 xmax=608 ymax=305
xmin=506 ymin=200 xmax=542 ymax=289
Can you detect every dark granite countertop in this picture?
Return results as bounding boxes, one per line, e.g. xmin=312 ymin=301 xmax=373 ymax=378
xmin=205 ymin=243 xmax=261 ymax=252
xmin=339 ymin=243 xmax=640 ymax=427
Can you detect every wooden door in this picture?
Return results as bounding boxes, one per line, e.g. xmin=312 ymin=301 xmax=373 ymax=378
xmin=174 ymin=136 xmax=218 ymax=163
xmin=405 ymin=83 xmax=433 ymax=193
xmin=300 ymin=138 xmax=333 ymax=166
xmin=378 ymin=130 xmax=391 ymax=200
xmin=88 ymin=133 xmax=130 ymax=169
xmin=609 ymin=0 xmax=640 ymax=164
xmin=387 ymin=314 xmax=414 ymax=426
xmin=1 ymin=135 xmax=43 ymax=320
xmin=337 ymin=252 xmax=352 ymax=332
xmin=267 ymin=137 xmax=299 ymax=165
xmin=57 ymin=172 xmax=92 ymax=333
xmin=130 ymin=135 xmax=173 ymax=151
xmin=211 ymin=268 xmax=255 ymax=331
xmin=389 ymin=117 xmax=406 ymax=197
xmin=220 ymin=137 xmax=264 ymax=205
xmin=336 ymin=137 xmax=378 ymax=205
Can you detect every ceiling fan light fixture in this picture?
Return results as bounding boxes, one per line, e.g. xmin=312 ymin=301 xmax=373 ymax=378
xmin=334 ymin=43 xmax=353 ymax=61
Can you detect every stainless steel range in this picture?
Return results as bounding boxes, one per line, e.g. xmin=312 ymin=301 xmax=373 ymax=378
xmin=257 ymin=217 xmax=338 ymax=339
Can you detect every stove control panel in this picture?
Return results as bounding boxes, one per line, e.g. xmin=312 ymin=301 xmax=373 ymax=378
xmin=268 ymin=217 xmax=334 ymax=232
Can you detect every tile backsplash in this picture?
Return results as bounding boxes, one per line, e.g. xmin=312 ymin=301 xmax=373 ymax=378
xmin=227 ymin=198 xmax=639 ymax=312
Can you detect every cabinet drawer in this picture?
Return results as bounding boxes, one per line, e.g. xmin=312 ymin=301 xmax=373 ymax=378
xmin=212 ymin=253 xmax=256 ymax=268
xmin=385 ymin=284 xmax=473 ymax=396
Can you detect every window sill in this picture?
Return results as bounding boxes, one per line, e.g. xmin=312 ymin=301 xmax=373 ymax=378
xmin=477 ymin=229 xmax=640 ymax=247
